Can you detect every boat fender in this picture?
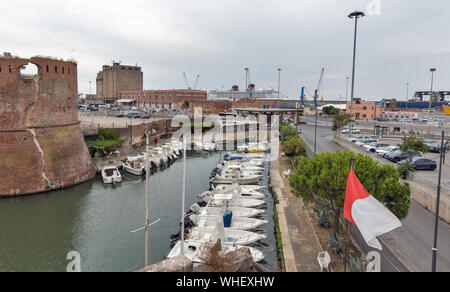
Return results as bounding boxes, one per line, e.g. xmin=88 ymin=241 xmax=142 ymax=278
xmin=190 ymin=203 xmax=201 ymax=213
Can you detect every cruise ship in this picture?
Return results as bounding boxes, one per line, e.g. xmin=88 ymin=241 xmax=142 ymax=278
xmin=208 ymin=86 xmax=286 ymax=102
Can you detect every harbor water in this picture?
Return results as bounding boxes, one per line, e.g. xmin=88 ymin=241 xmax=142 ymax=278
xmin=0 ymin=152 xmax=279 ymax=272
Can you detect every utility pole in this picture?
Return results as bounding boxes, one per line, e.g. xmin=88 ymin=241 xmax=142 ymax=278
xmin=245 ymin=67 xmax=249 ymax=107
xmin=429 ymin=68 xmax=436 ymax=119
xmin=345 ymin=77 xmax=349 ymax=103
xmin=277 ymin=68 xmax=282 ymax=107
xmin=344 ymin=157 xmax=356 ymax=272
xmin=406 ymin=82 xmax=409 ymax=109
xmin=144 ymin=133 xmax=150 ymax=267
xmin=432 ymin=131 xmax=445 ymax=272
xmin=348 ymin=11 xmax=365 ymax=139
xmin=180 ymin=135 xmax=187 ymax=256
xmin=314 ymin=89 xmax=318 ymax=155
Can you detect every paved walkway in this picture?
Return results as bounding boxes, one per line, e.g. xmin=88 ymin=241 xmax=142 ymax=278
xmin=270 ymin=153 xmax=322 ymax=272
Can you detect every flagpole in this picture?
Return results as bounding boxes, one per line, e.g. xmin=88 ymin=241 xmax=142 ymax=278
xmin=344 ymin=157 xmax=356 ymax=272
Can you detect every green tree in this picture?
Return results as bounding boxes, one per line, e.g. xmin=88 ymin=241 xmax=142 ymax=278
xmin=279 ymin=124 xmax=298 ymax=142
xmin=397 ymin=160 xmax=415 ymax=179
xmin=398 ymin=136 xmax=429 ymax=160
xmin=289 ymin=151 xmax=411 ymax=237
xmin=87 ymin=128 xmax=125 ymax=153
xmin=332 ymin=113 xmax=354 ymax=134
xmin=322 ymin=106 xmax=339 ymax=116
xmin=282 ymin=136 xmax=306 ymax=161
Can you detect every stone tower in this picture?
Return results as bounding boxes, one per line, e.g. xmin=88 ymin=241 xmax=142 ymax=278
xmin=0 ymin=54 xmax=96 ymax=196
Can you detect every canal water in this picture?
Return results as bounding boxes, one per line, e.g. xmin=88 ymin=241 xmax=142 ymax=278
xmin=0 ymin=152 xmax=279 ymax=272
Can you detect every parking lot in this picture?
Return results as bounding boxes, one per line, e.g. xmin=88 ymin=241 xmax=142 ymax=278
xmin=343 ymin=135 xmax=450 ymax=192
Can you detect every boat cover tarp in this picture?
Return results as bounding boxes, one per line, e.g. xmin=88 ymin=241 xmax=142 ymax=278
xmin=223 ymin=211 xmax=233 ymax=228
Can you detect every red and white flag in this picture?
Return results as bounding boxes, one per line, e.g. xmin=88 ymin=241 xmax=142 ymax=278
xmin=344 ymin=168 xmax=402 ymax=250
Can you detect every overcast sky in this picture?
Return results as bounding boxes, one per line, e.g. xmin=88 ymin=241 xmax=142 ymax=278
xmin=1 ymin=0 xmax=449 ymax=101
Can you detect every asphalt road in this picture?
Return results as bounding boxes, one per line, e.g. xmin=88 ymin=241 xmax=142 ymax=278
xmin=299 ymin=124 xmax=450 ymax=272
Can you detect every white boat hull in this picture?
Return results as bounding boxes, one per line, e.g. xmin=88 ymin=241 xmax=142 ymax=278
xmin=167 ymin=240 xmax=265 ymax=263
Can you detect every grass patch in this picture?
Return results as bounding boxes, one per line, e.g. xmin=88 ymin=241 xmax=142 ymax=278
xmin=272 ymin=192 xmax=286 ymax=271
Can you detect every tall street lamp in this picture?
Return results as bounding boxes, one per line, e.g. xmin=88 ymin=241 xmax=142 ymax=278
xmin=348 ymin=10 xmax=365 ymax=139
xmin=244 ymin=67 xmax=249 ymax=106
xmin=345 ymin=77 xmax=350 ymax=103
xmin=429 ymin=68 xmax=436 ymax=119
xmin=277 ymin=68 xmax=282 ymax=107
xmin=406 ymin=82 xmax=410 ymax=109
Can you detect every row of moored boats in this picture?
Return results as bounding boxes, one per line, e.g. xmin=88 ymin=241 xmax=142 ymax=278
xmin=101 ymin=141 xmax=185 ymax=184
xmin=167 ymin=152 xmax=270 ymax=264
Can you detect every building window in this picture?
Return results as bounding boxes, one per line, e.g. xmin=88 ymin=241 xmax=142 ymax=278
xmin=9 ymin=65 xmax=12 ymax=73
xmin=0 ymin=65 xmax=2 ymax=73
xmin=363 ymin=106 xmax=367 ymax=110
xmin=62 ymin=67 xmax=65 ymax=75
xmin=46 ymin=65 xmax=49 ymax=73
xmin=55 ymin=66 xmax=58 ymax=74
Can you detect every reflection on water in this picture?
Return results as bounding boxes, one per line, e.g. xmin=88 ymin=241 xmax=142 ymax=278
xmin=0 ymin=152 xmax=278 ymax=272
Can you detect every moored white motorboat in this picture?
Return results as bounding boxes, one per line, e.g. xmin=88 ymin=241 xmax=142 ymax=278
xmin=237 ymin=142 xmax=270 ymax=153
xmin=204 ymin=194 xmax=265 ymax=208
xmin=101 ymin=166 xmax=122 ymax=184
xmin=213 ymin=184 xmax=266 ymax=192
xmin=218 ymin=163 xmax=264 ymax=172
xmin=190 ymin=214 xmax=268 ymax=231
xmin=190 ymin=204 xmax=265 ymax=218
xmin=167 ymin=240 xmax=265 ymax=263
xmin=194 ymin=142 xmax=217 ymax=152
xmin=187 ymin=225 xmax=266 ymax=245
xmin=137 ymin=152 xmax=160 ymax=169
xmin=122 ymin=157 xmax=146 ymax=176
xmin=210 ymin=173 xmax=262 ymax=185
xmin=198 ymin=189 xmax=266 ymax=201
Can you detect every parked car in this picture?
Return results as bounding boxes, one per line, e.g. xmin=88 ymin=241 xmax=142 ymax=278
xmin=355 ymin=138 xmax=378 ymax=147
xmin=348 ymin=135 xmax=372 ymax=143
xmin=342 ymin=128 xmax=361 ymax=134
xmin=362 ymin=143 xmax=390 ymax=153
xmin=115 ymin=113 xmax=125 ymax=118
xmin=141 ymin=115 xmax=151 ymax=119
xmin=385 ymin=150 xmax=422 ymax=163
xmin=398 ymin=157 xmax=437 ymax=171
xmin=376 ymin=146 xmax=400 ymax=158
xmin=427 ymin=142 xmax=442 ymax=153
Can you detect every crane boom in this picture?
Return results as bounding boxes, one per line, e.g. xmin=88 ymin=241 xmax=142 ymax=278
xmin=316 ymin=68 xmax=325 ymax=97
xmin=183 ymin=72 xmax=191 ymax=89
xmin=193 ymin=74 xmax=200 ymax=89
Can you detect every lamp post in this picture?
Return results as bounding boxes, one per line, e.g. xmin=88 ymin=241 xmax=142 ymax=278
xmin=277 ymin=68 xmax=282 ymax=107
xmin=345 ymin=77 xmax=349 ymax=104
xmin=429 ymin=68 xmax=436 ymax=119
xmin=406 ymin=82 xmax=409 ymax=109
xmin=244 ymin=67 xmax=249 ymax=107
xmin=348 ymin=11 xmax=365 ymax=139
xmin=432 ymin=131 xmax=445 ymax=272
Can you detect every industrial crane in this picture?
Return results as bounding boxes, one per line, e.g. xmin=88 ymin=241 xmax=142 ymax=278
xmin=193 ymin=74 xmax=200 ymax=90
xmin=314 ymin=67 xmax=325 ymax=107
xmin=183 ymin=73 xmax=200 ymax=89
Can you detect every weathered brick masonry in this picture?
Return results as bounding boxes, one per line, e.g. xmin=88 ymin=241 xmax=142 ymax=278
xmin=0 ymin=55 xmax=96 ymax=196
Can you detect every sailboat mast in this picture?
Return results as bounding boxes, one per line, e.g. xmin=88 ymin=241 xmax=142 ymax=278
xmin=145 ymin=132 xmax=150 ymax=266
xmin=180 ymin=135 xmax=187 ymax=255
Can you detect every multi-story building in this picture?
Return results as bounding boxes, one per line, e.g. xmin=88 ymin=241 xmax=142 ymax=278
xmin=96 ymin=62 xmax=143 ymax=103
xmin=118 ymin=89 xmax=207 ymax=110
xmin=346 ymin=99 xmax=381 ymax=120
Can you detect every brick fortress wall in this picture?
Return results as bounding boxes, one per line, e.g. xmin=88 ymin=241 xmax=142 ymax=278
xmin=0 ymin=55 xmax=96 ymax=196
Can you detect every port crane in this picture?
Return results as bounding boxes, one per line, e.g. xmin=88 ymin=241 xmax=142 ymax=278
xmin=183 ymin=73 xmax=200 ymax=89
